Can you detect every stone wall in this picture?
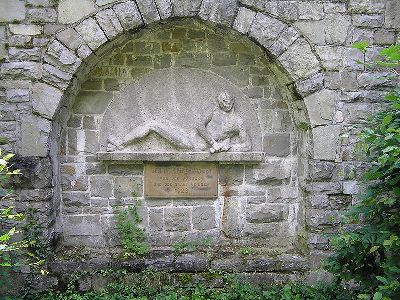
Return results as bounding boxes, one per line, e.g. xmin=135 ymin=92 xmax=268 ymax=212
xmin=0 ymin=0 xmax=399 ymax=287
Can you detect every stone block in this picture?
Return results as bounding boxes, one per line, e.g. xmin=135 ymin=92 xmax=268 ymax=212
xmin=192 ymin=206 xmax=216 ymax=230
xmin=1 ymin=62 xmax=42 ymax=80
xmin=58 ymin=0 xmax=96 ymax=24
xmin=310 ymin=161 xmax=335 ymax=180
xmin=199 ymin=0 xmax=237 ymax=25
xmin=175 ymin=254 xmax=209 ymax=272
xmin=8 ymin=47 xmax=41 ymax=61
xmin=219 ymin=165 xmax=243 ymax=186
xmin=221 ymin=197 xmax=243 ymax=237
xmin=0 ymin=0 xmax=25 ymax=22
xmin=95 ymin=9 xmax=123 ymax=39
xmin=62 ymin=192 xmax=90 ymax=207
xmin=263 ymin=1 xmax=299 ymax=21
xmin=61 ymin=164 xmax=88 ymax=191
xmin=149 ymin=208 xmax=163 ymax=231
xmin=57 ymin=28 xmax=85 ymax=51
xmin=90 ymin=176 xmax=113 ymax=198
xmin=73 ymin=91 xmax=112 ymax=114
xmin=96 ymin=0 xmax=117 ymax=5
xmin=249 ymin=13 xmax=287 ymax=48
xmin=278 ymin=39 xmax=320 ymax=80
xmin=294 ymin=21 xmax=325 ymax=45
xmin=295 ymin=73 xmax=324 ymax=97
xmin=28 ymin=8 xmax=57 ymax=23
xmin=324 ymin=14 xmax=351 ymax=44
xmin=174 ymin=53 xmax=210 ymax=68
xmin=263 ymin=133 xmax=290 ymax=157
xmin=113 ymin=1 xmax=143 ymax=31
xmin=212 ymin=52 xmax=236 ymax=66
xmin=353 ymin=14 xmax=383 ymax=28
xmin=42 ymin=63 xmax=73 ymax=90
xmin=268 ymin=26 xmax=300 ymax=57
xmin=75 ymin=18 xmax=108 ymax=51
xmin=312 ymin=125 xmax=340 ymax=161
xmin=114 ymin=176 xmax=142 ymax=199
xmin=9 ymin=24 xmax=41 ymax=36
xmin=304 ymin=89 xmax=338 ymax=126
xmin=171 ymin=0 xmax=202 ymax=16
xmin=298 ymin=2 xmax=324 ymax=20
xmin=343 ymin=181 xmax=359 ymax=195
xmin=248 ymin=159 xmax=292 ymax=182
xmin=0 ymin=26 xmax=6 ymax=60
xmin=6 ymin=89 xmax=29 ymax=103
xmin=349 ymin=0 xmax=385 ymax=13
xmin=164 ymin=207 xmax=191 ymax=231
xmin=154 ymin=0 xmax=172 ymax=20
xmin=63 ymin=215 xmax=104 ymax=236
xmin=20 ymin=122 xmax=47 ymax=157
xmin=329 ymin=194 xmax=352 ymax=209
xmin=135 ymin=0 xmax=160 ymax=23
xmin=32 ymin=83 xmax=63 ymax=120
xmin=108 ymin=164 xmax=143 ymax=175
xmin=307 ymin=209 xmax=340 ymax=229
xmin=385 ymin=0 xmax=400 ymax=28
xmin=246 ymin=204 xmax=286 ymax=223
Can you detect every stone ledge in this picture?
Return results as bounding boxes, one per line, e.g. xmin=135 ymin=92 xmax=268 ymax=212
xmin=97 ymin=152 xmax=264 ymax=163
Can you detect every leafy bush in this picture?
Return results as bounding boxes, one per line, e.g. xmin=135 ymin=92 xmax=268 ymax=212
xmin=324 ymin=44 xmax=400 ymax=299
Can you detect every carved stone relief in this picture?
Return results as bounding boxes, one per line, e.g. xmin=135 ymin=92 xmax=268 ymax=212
xmin=100 ymin=68 xmax=262 ymax=153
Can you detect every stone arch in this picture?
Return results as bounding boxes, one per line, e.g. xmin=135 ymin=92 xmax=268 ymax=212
xmin=37 ymin=1 xmax=335 ymax=270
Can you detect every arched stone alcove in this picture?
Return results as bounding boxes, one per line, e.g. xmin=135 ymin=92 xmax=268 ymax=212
xmin=50 ymin=18 xmax=312 ymax=273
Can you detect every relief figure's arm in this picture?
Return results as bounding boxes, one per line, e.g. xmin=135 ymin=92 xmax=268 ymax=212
xmin=196 ymin=113 xmax=215 ymax=146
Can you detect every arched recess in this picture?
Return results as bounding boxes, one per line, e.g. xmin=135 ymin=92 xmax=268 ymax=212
xmin=40 ymin=1 xmax=330 ymax=267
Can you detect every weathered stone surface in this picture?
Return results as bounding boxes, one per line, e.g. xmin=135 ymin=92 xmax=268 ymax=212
xmin=63 ymin=215 xmax=104 ymax=236
xmin=192 ymin=206 xmax=216 ymax=230
xmin=219 ymin=164 xmax=244 ymax=186
xmin=113 ymin=1 xmax=143 ymax=30
xmin=149 ymin=208 xmax=163 ymax=231
xmin=278 ymin=39 xmax=320 ymax=80
xmin=62 ymin=191 xmax=90 ymax=207
xmin=73 ymin=91 xmax=112 ymax=114
xmin=171 ymin=0 xmax=202 ymax=16
xmin=20 ymin=122 xmax=48 ymax=157
xmin=95 ymin=9 xmax=123 ymax=39
xmin=348 ymin=0 xmax=385 ymax=13
xmin=310 ymin=161 xmax=335 ymax=180
xmin=32 ymin=83 xmax=63 ymax=120
xmin=264 ymin=1 xmax=298 ymax=21
xmin=385 ymin=0 xmax=400 ymax=28
xmin=114 ymin=176 xmax=142 ymax=199
xmin=295 ymin=73 xmax=324 ymax=97
xmin=28 ymin=8 xmax=57 ymax=23
xmin=90 ymin=176 xmax=113 ymax=197
xmin=45 ymin=40 xmax=81 ymax=73
xmin=175 ymin=254 xmax=209 ymax=272
xmin=298 ymin=2 xmax=324 ymax=20
xmin=75 ymin=18 xmax=108 ymax=51
xmin=233 ymin=7 xmax=256 ymax=34
xmin=42 ymin=64 xmax=73 ymax=90
xmin=353 ymin=14 xmax=383 ymax=28
xmin=6 ymin=88 xmax=29 ymax=103
xmin=263 ymin=133 xmax=291 ymax=157
xmin=9 ymin=24 xmax=41 ymax=36
xmin=1 ymin=62 xmax=42 ymax=79
xmin=221 ymin=197 xmax=242 ymax=237
xmin=0 ymin=26 xmax=6 ymax=60
xmin=0 ymin=0 xmax=25 ymax=22
xmin=268 ymin=26 xmax=299 ymax=57
xmin=307 ymin=209 xmax=340 ymax=229
xmin=249 ymin=160 xmax=292 ymax=182
xmin=56 ymin=28 xmax=85 ymax=50
xmin=8 ymin=47 xmax=41 ymax=61
xmin=96 ymin=0 xmax=117 ymax=5
xmin=304 ymin=89 xmax=338 ymax=126
xmin=135 ymin=0 xmax=160 ymax=24
xmin=199 ymin=0 xmax=237 ymax=25
xmin=153 ymin=0 xmax=172 ymax=20
xmin=164 ymin=207 xmax=191 ymax=231
xmin=58 ymin=0 xmax=97 ymax=24
xmin=249 ymin=13 xmax=287 ymax=48
xmin=312 ymin=125 xmax=340 ymax=161
xmin=246 ymin=204 xmax=286 ymax=223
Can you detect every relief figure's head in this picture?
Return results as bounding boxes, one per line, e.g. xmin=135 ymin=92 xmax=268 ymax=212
xmin=217 ymin=92 xmax=234 ymax=112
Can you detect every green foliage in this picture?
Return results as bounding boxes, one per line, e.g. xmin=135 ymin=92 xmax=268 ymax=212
xmin=21 ymin=208 xmax=52 ymax=271
xmin=115 ymin=206 xmax=150 ymax=257
xmin=172 ymin=237 xmax=213 ymax=256
xmin=0 ymin=150 xmax=25 ymax=267
xmin=324 ymin=44 xmax=400 ymax=300
xmin=238 ymin=246 xmax=256 ymax=257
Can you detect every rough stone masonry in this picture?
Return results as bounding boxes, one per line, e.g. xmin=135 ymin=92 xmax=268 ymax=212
xmin=0 ymin=0 xmax=399 ymax=290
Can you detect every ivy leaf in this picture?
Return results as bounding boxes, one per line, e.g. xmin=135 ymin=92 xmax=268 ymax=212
xmin=352 ymin=41 xmax=369 ymax=53
xmin=373 ymin=292 xmax=382 ymax=300
xmin=376 ymin=276 xmax=388 ymax=284
xmin=369 ymin=245 xmax=380 ymax=253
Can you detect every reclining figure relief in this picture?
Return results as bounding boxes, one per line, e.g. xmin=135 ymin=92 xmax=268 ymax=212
xmin=107 ymin=92 xmax=252 ymax=153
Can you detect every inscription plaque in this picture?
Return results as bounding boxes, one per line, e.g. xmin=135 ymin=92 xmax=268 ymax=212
xmin=144 ymin=162 xmax=218 ymax=198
